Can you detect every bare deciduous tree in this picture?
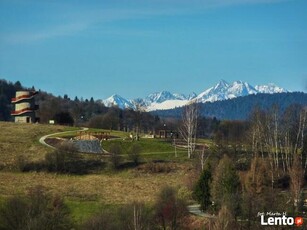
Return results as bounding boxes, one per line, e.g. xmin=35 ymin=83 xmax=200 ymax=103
xmin=289 ymin=154 xmax=304 ymax=213
xmin=249 ymin=106 xmax=307 ymax=189
xmin=179 ymin=102 xmax=198 ymax=159
xmin=213 ymin=205 xmax=238 ymax=230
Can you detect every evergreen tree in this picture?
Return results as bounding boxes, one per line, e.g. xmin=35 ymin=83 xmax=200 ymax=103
xmin=193 ymin=163 xmax=212 ymax=212
xmin=212 ymin=155 xmax=240 ymax=216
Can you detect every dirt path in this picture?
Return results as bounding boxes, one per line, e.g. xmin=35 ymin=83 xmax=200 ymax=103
xmin=188 ymin=204 xmax=216 ymax=218
xmin=39 ymin=127 xmax=89 ymax=149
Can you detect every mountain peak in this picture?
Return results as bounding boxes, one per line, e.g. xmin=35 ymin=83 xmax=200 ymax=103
xmin=103 ymin=94 xmax=134 ymax=109
xmin=145 ymin=91 xmax=189 ymax=104
xmin=219 ymin=79 xmax=229 ymax=84
xmin=214 ymin=79 xmax=229 ymax=89
xmin=102 ymin=80 xmax=288 ymax=111
xmin=233 ymin=80 xmax=243 ymax=84
xmin=109 ymin=94 xmax=122 ymax=99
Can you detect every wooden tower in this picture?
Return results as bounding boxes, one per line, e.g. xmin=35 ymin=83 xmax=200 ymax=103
xmin=11 ymin=91 xmax=39 ymax=123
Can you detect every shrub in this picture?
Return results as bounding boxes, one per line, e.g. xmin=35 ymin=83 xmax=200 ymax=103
xmin=0 ymin=162 xmax=5 ymax=171
xmin=109 ymin=143 xmax=122 ymax=170
xmin=127 ymin=143 xmax=141 ymax=166
xmin=0 ymin=196 xmax=28 ymax=230
xmin=82 ymin=202 xmax=154 ymax=230
xmin=118 ymin=202 xmax=154 ymax=230
xmin=177 ymin=186 xmax=193 ymax=203
xmin=154 ymin=186 xmax=188 ymax=230
xmin=14 ymin=154 xmax=28 ymax=172
xmin=45 ymin=150 xmax=66 ymax=172
xmin=82 ymin=209 xmax=119 ymax=230
xmin=44 ymin=142 xmax=90 ymax=174
xmin=0 ymin=186 xmax=72 ymax=230
xmin=140 ymin=162 xmax=174 ymax=173
xmin=213 ymin=205 xmax=238 ymax=230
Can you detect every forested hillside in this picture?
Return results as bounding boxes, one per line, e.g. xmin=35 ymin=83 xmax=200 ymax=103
xmin=0 ymin=80 xmax=24 ymax=121
xmin=0 ymin=79 xmax=161 ymax=132
xmin=153 ymin=92 xmax=307 ymax=120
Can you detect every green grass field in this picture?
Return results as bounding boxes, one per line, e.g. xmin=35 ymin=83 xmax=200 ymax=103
xmin=101 ymin=138 xmax=189 ymax=161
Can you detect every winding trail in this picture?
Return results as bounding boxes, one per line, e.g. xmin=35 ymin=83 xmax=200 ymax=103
xmin=39 ymin=127 xmax=89 ymax=149
xmin=187 ymin=204 xmax=216 ymax=218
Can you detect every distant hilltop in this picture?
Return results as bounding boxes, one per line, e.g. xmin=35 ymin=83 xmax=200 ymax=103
xmin=152 ymin=92 xmax=307 ymax=120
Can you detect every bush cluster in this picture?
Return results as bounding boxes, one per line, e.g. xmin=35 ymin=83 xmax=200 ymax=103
xmin=15 ymin=143 xmax=105 ymax=175
xmin=138 ymin=161 xmax=175 ymax=173
xmin=0 ymin=186 xmax=72 ymax=230
xmin=82 ymin=186 xmax=188 ymax=230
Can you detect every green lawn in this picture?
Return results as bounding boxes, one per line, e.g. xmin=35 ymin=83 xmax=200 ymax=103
xmin=102 ymin=137 xmax=215 ymax=161
xmin=66 ymin=199 xmax=106 ymax=224
xmin=102 ymin=138 xmax=174 ymax=153
xmin=101 ymin=138 xmax=191 ymax=161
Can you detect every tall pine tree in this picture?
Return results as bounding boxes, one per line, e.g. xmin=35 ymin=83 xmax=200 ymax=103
xmin=212 ymin=155 xmax=240 ymax=217
xmin=193 ymin=163 xmax=212 ymax=212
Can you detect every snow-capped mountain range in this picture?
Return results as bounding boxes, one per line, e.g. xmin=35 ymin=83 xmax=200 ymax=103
xmin=102 ymin=80 xmax=288 ymax=111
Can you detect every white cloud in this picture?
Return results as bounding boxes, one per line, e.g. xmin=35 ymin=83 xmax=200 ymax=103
xmin=1 ymin=7 xmax=183 ymax=44
xmin=3 ymin=22 xmax=88 ymax=44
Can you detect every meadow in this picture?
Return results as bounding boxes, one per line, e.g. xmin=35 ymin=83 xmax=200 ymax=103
xmin=0 ymin=122 xmax=192 ymax=223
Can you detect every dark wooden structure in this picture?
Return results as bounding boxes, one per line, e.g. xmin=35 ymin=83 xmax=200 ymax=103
xmin=78 ymin=131 xmax=111 ymax=140
xmin=158 ymin=130 xmax=179 ymax=139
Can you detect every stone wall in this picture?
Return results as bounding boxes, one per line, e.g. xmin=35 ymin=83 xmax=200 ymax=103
xmin=70 ymin=140 xmax=102 ymax=154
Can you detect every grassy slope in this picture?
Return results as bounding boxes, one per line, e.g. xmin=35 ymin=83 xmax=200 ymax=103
xmin=0 ymin=122 xmax=190 ymax=223
xmin=0 ymin=122 xmax=78 ymax=168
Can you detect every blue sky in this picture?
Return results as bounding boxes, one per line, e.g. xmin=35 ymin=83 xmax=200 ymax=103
xmin=0 ymin=0 xmax=306 ymax=99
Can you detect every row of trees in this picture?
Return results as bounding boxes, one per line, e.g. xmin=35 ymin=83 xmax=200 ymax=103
xmin=193 ymin=154 xmax=306 ymax=229
xmin=189 ymin=104 xmax=307 ymax=229
xmin=249 ymin=105 xmax=307 ymax=172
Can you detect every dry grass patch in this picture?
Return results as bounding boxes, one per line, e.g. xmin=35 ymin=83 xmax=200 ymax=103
xmin=0 ymin=122 xmax=76 ymax=169
xmin=0 ymin=167 xmax=188 ymax=204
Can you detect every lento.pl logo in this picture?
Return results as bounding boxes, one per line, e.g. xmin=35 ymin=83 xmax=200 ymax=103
xmin=295 ymin=217 xmax=304 ymax=227
xmin=258 ymin=212 xmax=304 ymax=227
